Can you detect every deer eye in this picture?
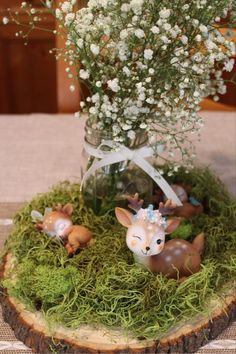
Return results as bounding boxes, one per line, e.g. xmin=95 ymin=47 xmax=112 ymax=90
xmin=133 ymin=235 xmax=141 ymax=240
xmin=156 ymin=239 xmax=162 ymax=245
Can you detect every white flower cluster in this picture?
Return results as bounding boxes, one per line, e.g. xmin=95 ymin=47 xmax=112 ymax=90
xmin=13 ymin=0 xmax=235 ymax=167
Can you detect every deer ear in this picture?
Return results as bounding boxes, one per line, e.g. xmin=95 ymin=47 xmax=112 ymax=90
xmin=115 ymin=208 xmax=133 ymax=228
xmin=62 ymin=203 xmax=73 ymax=216
xmin=165 ymin=218 xmax=181 ymax=234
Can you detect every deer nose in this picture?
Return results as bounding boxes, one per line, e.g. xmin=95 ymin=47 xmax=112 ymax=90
xmin=146 ymin=246 xmax=150 ymax=251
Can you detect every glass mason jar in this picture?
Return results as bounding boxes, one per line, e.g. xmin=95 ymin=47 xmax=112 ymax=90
xmin=81 ymin=120 xmax=154 ymax=215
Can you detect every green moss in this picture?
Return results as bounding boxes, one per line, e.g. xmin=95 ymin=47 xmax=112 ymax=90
xmin=2 ymin=167 xmax=236 ymax=340
xmin=171 ymin=221 xmax=193 ymax=239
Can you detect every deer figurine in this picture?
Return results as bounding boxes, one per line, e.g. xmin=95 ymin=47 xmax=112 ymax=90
xmin=31 ymin=203 xmax=92 ymax=255
xmin=154 ymin=184 xmax=203 ymax=219
xmin=170 ymin=184 xmax=203 ymax=218
xmin=31 ymin=203 xmax=74 ymax=238
xmin=115 ymin=196 xmax=204 ymax=279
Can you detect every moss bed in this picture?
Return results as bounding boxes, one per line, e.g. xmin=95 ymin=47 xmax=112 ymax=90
xmin=1 ymin=167 xmax=236 ymax=341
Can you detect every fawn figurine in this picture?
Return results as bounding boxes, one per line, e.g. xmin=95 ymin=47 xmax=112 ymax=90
xmin=115 ymin=197 xmax=204 ymax=279
xmin=154 ymin=184 xmax=203 ymax=219
xmin=31 ymin=203 xmax=92 ymax=255
xmin=31 ymin=203 xmax=73 ymax=238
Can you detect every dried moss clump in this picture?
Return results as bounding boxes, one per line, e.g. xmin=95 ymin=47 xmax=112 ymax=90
xmin=1 ymin=167 xmax=236 ymax=340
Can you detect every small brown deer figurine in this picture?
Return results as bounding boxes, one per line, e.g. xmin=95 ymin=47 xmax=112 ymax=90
xmin=32 ymin=203 xmax=74 ymax=238
xmin=31 ymin=203 xmax=92 ymax=255
xmin=115 ymin=200 xmax=204 ymax=279
xmin=156 ymin=184 xmax=204 ymax=218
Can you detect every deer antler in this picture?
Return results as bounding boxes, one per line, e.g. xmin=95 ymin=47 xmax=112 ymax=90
xmin=126 ymin=194 xmax=177 ymax=215
xmin=126 ymin=193 xmax=144 ymax=212
xmin=159 ymin=199 xmax=177 ymax=216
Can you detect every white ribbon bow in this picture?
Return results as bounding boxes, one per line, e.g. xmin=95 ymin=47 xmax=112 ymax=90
xmin=80 ymin=140 xmax=182 ymax=206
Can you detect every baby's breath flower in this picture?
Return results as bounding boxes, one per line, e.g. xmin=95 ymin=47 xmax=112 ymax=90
xmin=199 ymin=24 xmax=208 ymax=34
xmin=123 ymin=66 xmax=131 ymax=76
xmin=91 ymin=93 xmax=100 ymax=103
xmin=74 ymin=111 xmax=81 ymax=119
xmin=151 ymin=26 xmax=160 ymax=34
xmin=134 ymin=29 xmax=145 ymax=38
xmin=183 ymin=4 xmax=190 ymax=10
xmin=195 ymin=34 xmax=202 ymax=42
xmin=89 ymin=107 xmax=97 ymax=115
xmin=2 ymin=17 xmax=9 ymax=25
xmin=65 ymin=13 xmax=75 ymax=26
xmin=140 ymin=123 xmax=147 ymax=129
xmin=127 ymin=130 xmax=136 ymax=139
xmin=193 ymin=91 xmax=200 ymax=97
xmin=107 ymin=78 xmax=120 ymax=92
xmin=61 ymin=1 xmax=72 ymax=13
xmin=96 ymin=81 xmax=102 ymax=89
xmin=12 ymin=0 xmax=233 ymax=168
xmin=76 ymin=38 xmax=83 ymax=48
xmin=90 ymin=44 xmax=100 ymax=55
xmin=46 ymin=0 xmax=52 ymax=8
xmin=161 ymin=36 xmax=170 ymax=44
xmin=79 ymin=69 xmax=90 ymax=80
xmin=163 ymin=23 xmax=171 ymax=31
xmin=122 ymin=124 xmax=132 ymax=130
xmin=159 ymin=8 xmax=171 ymax=19
xmin=55 ymin=9 xmax=63 ymax=19
xmin=224 ymin=59 xmax=235 ymax=72
xmin=120 ymin=29 xmax=129 ymax=40
xmin=130 ymin=0 xmax=144 ymax=14
xmin=180 ymin=35 xmax=188 ymax=45
xmin=193 ymin=19 xmax=199 ymax=26
xmin=80 ymin=101 xmax=85 ymax=108
xmin=144 ymin=49 xmax=153 ymax=60
xmin=121 ymin=4 xmax=130 ymax=12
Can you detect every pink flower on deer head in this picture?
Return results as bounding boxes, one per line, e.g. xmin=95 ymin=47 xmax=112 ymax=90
xmin=115 ymin=205 xmax=180 ymax=258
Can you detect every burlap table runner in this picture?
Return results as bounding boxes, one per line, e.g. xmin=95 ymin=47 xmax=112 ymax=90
xmin=0 ymin=204 xmax=235 ymax=354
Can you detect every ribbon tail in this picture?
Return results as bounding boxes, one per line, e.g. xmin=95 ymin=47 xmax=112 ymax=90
xmin=132 ymin=156 xmax=183 ymax=206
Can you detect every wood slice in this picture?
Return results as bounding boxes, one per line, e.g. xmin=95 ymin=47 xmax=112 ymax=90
xmin=1 ymin=253 xmax=236 ymax=354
